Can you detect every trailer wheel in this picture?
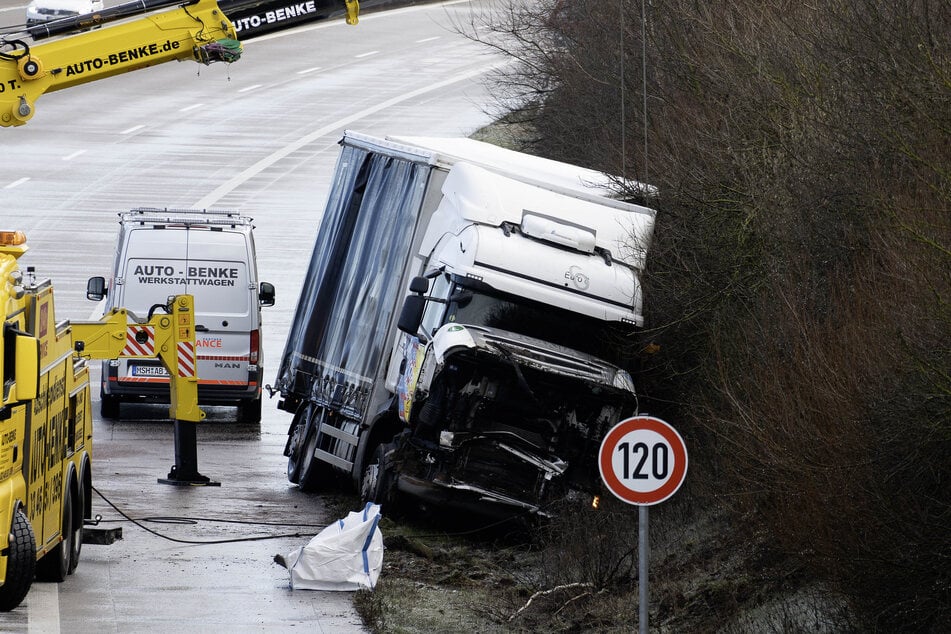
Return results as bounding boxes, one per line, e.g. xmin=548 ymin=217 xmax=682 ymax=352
xmin=286 ymin=404 xmax=313 ymax=484
xmin=37 ymin=488 xmax=73 ymax=582
xmin=0 ymin=509 xmax=36 ymax=611
xmin=101 ymin=394 xmax=120 ymax=419
xmin=297 ymin=422 xmax=324 ymax=492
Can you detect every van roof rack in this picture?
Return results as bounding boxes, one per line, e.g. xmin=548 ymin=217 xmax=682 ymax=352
xmin=120 ymin=207 xmax=253 ymax=228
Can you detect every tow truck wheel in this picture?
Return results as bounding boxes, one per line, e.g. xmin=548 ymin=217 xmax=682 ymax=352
xmin=101 ymin=394 xmax=120 ymax=419
xmin=0 ymin=509 xmax=36 ymax=611
xmin=68 ymin=482 xmax=84 ymax=574
xmin=37 ymin=488 xmax=73 ymax=582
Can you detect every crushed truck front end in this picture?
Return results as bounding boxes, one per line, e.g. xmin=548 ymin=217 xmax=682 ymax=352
xmin=394 ymin=324 xmax=637 ymax=517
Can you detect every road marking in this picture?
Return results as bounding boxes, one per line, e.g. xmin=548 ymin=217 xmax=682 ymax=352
xmin=121 ymin=124 xmax=145 ymax=134
xmin=416 ymin=37 xmax=440 ymax=43
xmin=180 ymin=103 xmax=204 ymax=112
xmin=28 ymin=582 xmax=61 ymax=633
xmin=63 ymin=150 xmax=86 ymax=161
xmin=355 ymin=51 xmax=379 ymax=58
xmin=238 ymin=84 xmax=262 ymax=93
xmin=192 ymin=59 xmax=508 ymax=209
xmin=5 ymin=177 xmax=29 ymax=189
xmin=297 ymin=67 xmax=322 ymax=75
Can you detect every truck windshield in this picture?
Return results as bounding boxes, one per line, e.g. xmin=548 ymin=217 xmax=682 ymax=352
xmin=444 ymin=279 xmax=635 ymax=368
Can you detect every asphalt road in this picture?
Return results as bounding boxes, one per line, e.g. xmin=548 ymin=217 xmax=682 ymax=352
xmin=0 ymin=0 xmax=504 ymax=630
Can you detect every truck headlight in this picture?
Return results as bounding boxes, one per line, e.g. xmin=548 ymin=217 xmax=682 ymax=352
xmin=613 ymin=369 xmax=635 ymax=393
xmin=439 ymin=430 xmax=454 ymax=448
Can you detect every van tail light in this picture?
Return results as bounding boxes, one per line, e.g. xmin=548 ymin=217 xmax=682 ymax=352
xmin=249 ymin=329 xmax=260 ymax=365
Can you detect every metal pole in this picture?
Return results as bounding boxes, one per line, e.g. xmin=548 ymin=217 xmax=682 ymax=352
xmin=638 ymin=505 xmax=649 ymax=634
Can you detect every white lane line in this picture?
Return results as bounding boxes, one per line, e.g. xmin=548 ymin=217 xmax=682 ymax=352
xmin=63 ymin=150 xmax=86 ymax=161
xmin=355 ymin=51 xmax=379 ymax=58
xmin=193 ymin=60 xmax=508 ymax=209
xmin=121 ymin=124 xmax=145 ymax=134
xmin=28 ymin=582 xmax=61 ymax=634
xmin=180 ymin=103 xmax=204 ymax=112
xmin=5 ymin=177 xmax=29 ymax=189
xmin=416 ymin=37 xmax=440 ymax=43
xmin=297 ymin=67 xmax=322 ymax=75
xmin=238 ymin=84 xmax=262 ymax=93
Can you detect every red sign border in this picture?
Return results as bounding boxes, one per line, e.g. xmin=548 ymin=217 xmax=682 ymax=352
xmin=599 ymin=416 xmax=688 ymax=505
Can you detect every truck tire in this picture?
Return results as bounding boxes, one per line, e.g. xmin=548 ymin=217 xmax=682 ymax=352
xmin=68 ymin=482 xmax=84 ymax=574
xmin=101 ymin=394 xmax=120 ymax=419
xmin=37 ymin=488 xmax=73 ymax=582
xmin=286 ymin=404 xmax=313 ymax=484
xmin=0 ymin=509 xmax=36 ymax=611
xmin=360 ymin=444 xmax=403 ymax=518
xmin=297 ymin=422 xmax=324 ymax=492
xmin=237 ymin=397 xmax=262 ymax=424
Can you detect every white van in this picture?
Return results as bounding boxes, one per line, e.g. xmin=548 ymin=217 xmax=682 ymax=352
xmin=86 ymin=208 xmax=275 ymax=422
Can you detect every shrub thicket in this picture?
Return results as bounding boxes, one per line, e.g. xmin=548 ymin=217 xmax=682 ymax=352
xmin=470 ymin=1 xmax=950 ymax=630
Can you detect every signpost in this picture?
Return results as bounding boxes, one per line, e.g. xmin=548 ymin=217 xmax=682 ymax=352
xmin=599 ymin=416 xmax=688 ymax=633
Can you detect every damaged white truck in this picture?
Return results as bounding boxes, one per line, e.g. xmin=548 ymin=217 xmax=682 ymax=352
xmin=270 ymin=131 xmax=656 ymax=519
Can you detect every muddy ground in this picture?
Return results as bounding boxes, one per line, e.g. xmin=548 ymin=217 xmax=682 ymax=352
xmin=327 ymin=491 xmax=853 ymax=634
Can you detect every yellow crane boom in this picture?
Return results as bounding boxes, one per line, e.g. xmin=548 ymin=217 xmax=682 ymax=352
xmin=0 ymin=0 xmax=242 ymax=127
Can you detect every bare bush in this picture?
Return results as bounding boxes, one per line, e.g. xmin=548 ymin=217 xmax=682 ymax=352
xmin=467 ymin=0 xmax=950 ymax=630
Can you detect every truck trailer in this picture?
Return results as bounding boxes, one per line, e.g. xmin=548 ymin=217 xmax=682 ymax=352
xmin=271 ymin=131 xmax=656 ymax=518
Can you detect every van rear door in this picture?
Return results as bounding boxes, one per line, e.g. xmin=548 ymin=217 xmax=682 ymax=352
xmin=115 ymin=227 xmax=254 ymax=397
xmin=186 ymin=230 xmax=254 ymax=395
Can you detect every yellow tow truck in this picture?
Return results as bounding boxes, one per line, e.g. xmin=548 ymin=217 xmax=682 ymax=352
xmin=0 ymin=231 xmax=205 ymax=611
xmin=0 ymin=230 xmax=205 ymax=611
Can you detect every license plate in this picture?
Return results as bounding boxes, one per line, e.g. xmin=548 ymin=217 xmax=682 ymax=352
xmin=132 ymin=365 xmax=169 ymax=377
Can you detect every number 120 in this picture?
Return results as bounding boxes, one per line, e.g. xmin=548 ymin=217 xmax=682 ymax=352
xmin=617 ymin=441 xmax=669 ymax=480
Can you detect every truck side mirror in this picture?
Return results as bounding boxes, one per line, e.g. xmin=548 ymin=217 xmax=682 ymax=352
xmin=259 ymin=281 xmax=275 ymax=307
xmin=86 ymin=276 xmax=106 ymax=301
xmin=408 ymin=276 xmax=429 ymax=294
xmin=398 ymin=295 xmax=426 ymax=334
xmin=398 ymin=277 xmax=430 ymax=334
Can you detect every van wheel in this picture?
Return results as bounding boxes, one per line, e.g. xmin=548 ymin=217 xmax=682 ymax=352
xmin=101 ymin=394 xmax=120 ymax=419
xmin=0 ymin=509 xmax=36 ymax=611
xmin=237 ymin=397 xmax=261 ymax=424
xmin=37 ymin=488 xmax=73 ymax=582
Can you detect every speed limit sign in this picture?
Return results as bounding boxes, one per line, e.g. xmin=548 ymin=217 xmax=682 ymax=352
xmin=599 ymin=416 xmax=688 ymax=505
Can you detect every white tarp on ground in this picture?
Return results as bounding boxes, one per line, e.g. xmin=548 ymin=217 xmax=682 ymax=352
xmin=285 ymin=502 xmax=384 ymax=591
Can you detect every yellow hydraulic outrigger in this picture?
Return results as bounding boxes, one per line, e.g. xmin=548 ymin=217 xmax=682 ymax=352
xmin=71 ymin=296 xmax=218 ymax=486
